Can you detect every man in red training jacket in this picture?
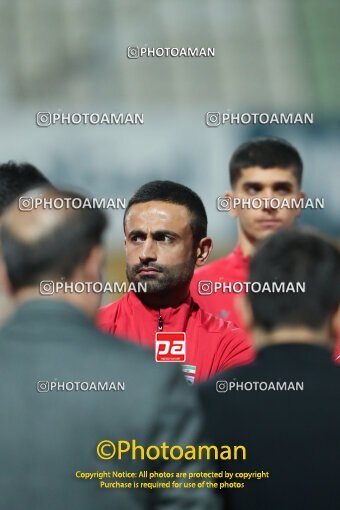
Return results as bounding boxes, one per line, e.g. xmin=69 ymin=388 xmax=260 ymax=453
xmin=97 ymin=180 xmax=254 ymax=383
xmin=190 ymin=137 xmax=340 ymax=361
xmin=190 ymin=137 xmax=306 ymax=325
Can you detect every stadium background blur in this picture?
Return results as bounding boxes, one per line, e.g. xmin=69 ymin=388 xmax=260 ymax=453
xmin=0 ymin=0 xmax=339 ymax=305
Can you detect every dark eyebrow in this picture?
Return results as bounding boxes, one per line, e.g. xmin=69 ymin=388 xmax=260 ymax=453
xmin=152 ymin=230 xmax=179 ymax=239
xmin=242 ymin=180 xmax=293 ymax=188
xmin=242 ymin=181 xmax=263 ymax=188
xmin=127 ymin=229 xmax=179 ymax=239
xmin=272 ymin=181 xmax=294 ymax=188
xmin=127 ymin=229 xmax=146 ymax=238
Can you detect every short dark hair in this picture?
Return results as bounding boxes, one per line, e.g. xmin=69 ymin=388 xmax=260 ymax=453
xmin=0 ymin=190 xmax=107 ymax=292
xmin=229 ymin=138 xmax=303 ymax=187
xmin=124 ymin=180 xmax=208 ymax=245
xmin=249 ymin=228 xmax=340 ymax=331
xmin=0 ymin=161 xmax=50 ymax=214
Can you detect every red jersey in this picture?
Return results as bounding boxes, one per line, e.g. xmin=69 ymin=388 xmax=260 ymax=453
xmin=97 ymin=291 xmax=254 ymax=383
xmin=191 ymin=244 xmax=340 ymax=364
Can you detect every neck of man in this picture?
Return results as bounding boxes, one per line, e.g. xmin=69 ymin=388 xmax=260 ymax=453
xmin=238 ymin=228 xmax=257 ymax=257
xmin=136 ymin=284 xmax=190 ymax=310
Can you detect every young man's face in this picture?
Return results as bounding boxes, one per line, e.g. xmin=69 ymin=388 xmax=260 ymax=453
xmin=124 ymin=201 xmax=197 ymax=293
xmin=229 ymin=166 xmax=304 ymax=242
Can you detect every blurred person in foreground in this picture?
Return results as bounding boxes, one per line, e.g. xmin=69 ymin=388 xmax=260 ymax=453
xmin=0 ymin=161 xmax=51 ymax=216
xmin=97 ymin=180 xmax=254 ymax=383
xmin=0 ymin=161 xmax=51 ymax=324
xmin=199 ymin=228 xmax=340 ymax=510
xmin=0 ymin=188 xmax=219 ymax=510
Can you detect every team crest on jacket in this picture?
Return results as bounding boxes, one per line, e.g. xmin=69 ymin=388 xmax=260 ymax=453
xmin=182 ymin=365 xmax=196 ymax=384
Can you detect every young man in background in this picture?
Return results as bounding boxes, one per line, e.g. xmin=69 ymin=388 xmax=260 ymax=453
xmin=191 ymin=137 xmax=304 ymax=324
xmin=191 ymin=137 xmax=340 ymax=360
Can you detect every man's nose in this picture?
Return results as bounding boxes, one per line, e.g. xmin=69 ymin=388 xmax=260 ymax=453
xmin=260 ymin=189 xmax=278 ymax=211
xmin=261 ymin=188 xmax=276 ymax=201
xmin=139 ymin=238 xmax=157 ymax=262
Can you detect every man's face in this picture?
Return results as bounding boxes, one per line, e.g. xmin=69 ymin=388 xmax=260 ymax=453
xmin=124 ymin=201 xmax=197 ymax=293
xmin=230 ymin=167 xmax=303 ymax=242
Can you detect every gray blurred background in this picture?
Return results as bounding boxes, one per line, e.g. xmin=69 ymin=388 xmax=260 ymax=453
xmin=0 ymin=0 xmax=339 ymax=282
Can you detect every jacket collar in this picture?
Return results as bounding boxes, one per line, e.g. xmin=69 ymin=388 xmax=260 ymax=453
xmin=125 ymin=291 xmax=197 ymax=331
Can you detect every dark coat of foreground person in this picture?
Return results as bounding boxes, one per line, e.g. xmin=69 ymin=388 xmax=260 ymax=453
xmin=199 ymin=226 xmax=340 ymax=510
xmin=0 ymin=299 xmax=219 ymax=510
xmin=199 ymin=343 xmax=340 ymax=510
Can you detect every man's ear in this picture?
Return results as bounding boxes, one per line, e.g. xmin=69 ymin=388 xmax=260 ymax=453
xmin=83 ymin=245 xmax=105 ymax=281
xmin=195 ymin=237 xmax=213 ymax=268
xmin=294 ymin=191 xmax=306 ymax=219
xmin=0 ymin=261 xmax=13 ymax=296
xmin=224 ymin=190 xmax=239 ymax=218
xmin=235 ymin=294 xmax=254 ymax=332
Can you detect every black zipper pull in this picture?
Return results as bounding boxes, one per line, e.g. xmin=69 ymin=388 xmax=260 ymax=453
xmin=158 ymin=315 xmax=164 ymax=331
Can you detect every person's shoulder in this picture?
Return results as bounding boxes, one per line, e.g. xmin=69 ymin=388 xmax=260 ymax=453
xmin=96 ymin=294 xmax=128 ymax=329
xmin=195 ymin=305 xmax=243 ymax=337
xmin=192 ymin=253 xmax=234 ymax=281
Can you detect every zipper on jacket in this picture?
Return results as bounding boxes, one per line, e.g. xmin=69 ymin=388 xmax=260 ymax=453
xmin=158 ymin=315 xmax=164 ymax=331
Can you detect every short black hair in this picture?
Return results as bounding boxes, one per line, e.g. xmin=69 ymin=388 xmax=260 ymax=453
xmin=0 ymin=161 xmax=50 ymax=214
xmin=0 ymin=190 xmax=107 ymax=292
xmin=249 ymin=228 xmax=340 ymax=331
xmin=124 ymin=180 xmax=208 ymax=245
xmin=229 ymin=137 xmax=303 ymax=188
